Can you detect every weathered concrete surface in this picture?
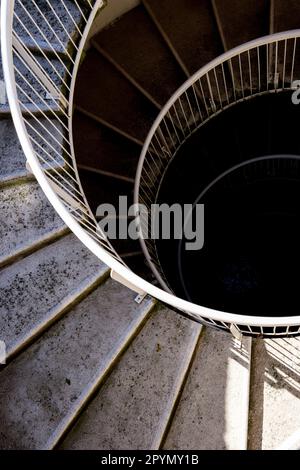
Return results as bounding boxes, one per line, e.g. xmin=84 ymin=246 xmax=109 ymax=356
xmin=0 ymin=55 xmax=65 ymax=113
xmin=248 ymin=337 xmax=300 ymax=450
xmin=93 ymin=5 xmax=186 ymax=106
xmin=0 ymin=181 xmax=66 ymax=265
xmin=60 ymin=307 xmax=201 ymax=450
xmin=0 ymin=118 xmax=64 ymax=184
xmin=11 ymin=56 xmax=65 ymax=104
xmin=14 ymin=0 xmax=82 ymax=53
xmin=0 ymin=280 xmax=155 ymax=449
xmin=163 ymin=328 xmax=251 ymax=450
xmin=0 ymin=233 xmax=108 ymax=357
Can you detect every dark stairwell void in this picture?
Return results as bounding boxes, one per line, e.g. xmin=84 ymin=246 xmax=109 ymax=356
xmin=156 ymin=92 xmax=300 ymax=318
xmin=70 ymin=0 xmax=300 ymax=329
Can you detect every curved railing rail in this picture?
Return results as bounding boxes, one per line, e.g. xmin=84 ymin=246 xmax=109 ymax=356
xmin=2 ymin=1 xmax=300 ymax=337
xmin=135 ymin=30 xmax=300 ymax=293
xmin=134 ymin=30 xmax=300 ymax=337
xmin=1 ymin=0 xmax=124 ymax=265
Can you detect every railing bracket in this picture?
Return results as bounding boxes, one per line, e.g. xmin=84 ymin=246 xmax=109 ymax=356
xmin=111 ymin=270 xmax=146 ymax=301
xmin=230 ymin=324 xmax=243 ymax=343
xmin=134 ymin=292 xmax=147 ymax=304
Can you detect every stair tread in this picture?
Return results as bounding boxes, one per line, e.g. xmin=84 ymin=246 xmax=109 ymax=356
xmin=78 ymin=168 xmax=134 ymax=215
xmin=14 ymin=0 xmax=83 ymax=55
xmin=272 ymin=1 xmax=300 ymax=83
xmin=0 ymin=49 xmax=66 ymax=105
xmin=0 ymin=180 xmax=66 ymax=266
xmin=0 ymin=233 xmax=107 ymax=358
xmin=75 ymin=49 xmax=157 ymax=142
xmin=248 ymin=338 xmax=300 ymax=449
xmin=0 ymin=118 xmax=65 ymax=184
xmin=0 ymin=279 xmax=155 ymax=450
xmin=60 ymin=306 xmax=201 ymax=450
xmin=93 ymin=5 xmax=186 ymax=107
xmin=213 ymin=0 xmax=270 ymax=49
xmin=163 ymin=328 xmax=251 ymax=450
xmin=73 ymin=111 xmax=140 ymax=180
xmin=273 ymin=0 xmax=300 ymax=31
xmin=143 ymin=0 xmax=223 ymax=75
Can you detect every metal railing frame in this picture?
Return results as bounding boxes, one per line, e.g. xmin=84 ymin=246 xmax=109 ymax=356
xmin=2 ymin=0 xmax=300 ymax=336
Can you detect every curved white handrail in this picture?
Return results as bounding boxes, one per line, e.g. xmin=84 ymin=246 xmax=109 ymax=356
xmin=2 ymin=0 xmax=300 ymax=336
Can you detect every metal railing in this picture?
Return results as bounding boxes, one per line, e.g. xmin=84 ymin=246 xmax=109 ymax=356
xmin=1 ymin=0 xmax=126 ymax=265
xmin=135 ymin=32 xmax=300 ymax=292
xmin=134 ymin=30 xmax=300 ymax=337
xmin=2 ymin=1 xmax=300 ymax=337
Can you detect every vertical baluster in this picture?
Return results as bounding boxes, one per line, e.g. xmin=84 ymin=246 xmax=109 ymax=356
xmin=229 ymin=58 xmax=237 ymax=102
xmin=238 ymin=53 xmax=245 ymax=99
xmin=257 ymin=46 xmax=261 ymax=93
xmin=248 ymin=50 xmax=252 ymax=95
xmin=291 ymin=37 xmax=297 ymax=85
xmin=213 ymin=67 xmax=223 ymax=109
xmin=274 ymin=40 xmax=279 ymax=91
xmin=282 ymin=39 xmax=287 ymax=90
xmin=198 ymin=77 xmax=210 ymax=117
xmin=221 ymin=63 xmax=230 ymax=105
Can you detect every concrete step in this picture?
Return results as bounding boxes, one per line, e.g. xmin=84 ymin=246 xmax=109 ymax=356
xmin=74 ymin=48 xmax=157 ymax=143
xmin=163 ymin=328 xmax=251 ymax=450
xmin=212 ymin=0 xmax=270 ymax=51
xmin=73 ymin=110 xmax=141 ymax=181
xmin=0 ymin=118 xmax=65 ymax=184
xmin=271 ymin=0 xmax=300 ymax=84
xmin=0 ymin=52 xmax=66 ymax=112
xmin=272 ymin=0 xmax=300 ymax=32
xmin=14 ymin=0 xmax=83 ymax=55
xmin=211 ymin=0 xmax=270 ymax=94
xmin=78 ymin=167 xmax=134 ymax=215
xmin=0 ymin=233 xmax=108 ymax=360
xmin=143 ymin=0 xmax=223 ymax=76
xmin=0 ymin=102 xmax=63 ymax=119
xmin=60 ymin=306 xmax=201 ymax=450
xmin=92 ymin=5 xmax=186 ymax=108
xmin=248 ymin=337 xmax=300 ymax=449
xmin=0 ymin=280 xmax=155 ymax=449
xmin=0 ymin=180 xmax=66 ymax=267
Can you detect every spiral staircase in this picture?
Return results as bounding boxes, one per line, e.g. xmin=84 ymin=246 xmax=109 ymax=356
xmin=1 ymin=0 xmax=300 ymax=450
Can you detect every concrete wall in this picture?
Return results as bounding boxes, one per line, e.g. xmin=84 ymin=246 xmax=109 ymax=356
xmin=88 ymin=0 xmax=140 ymax=40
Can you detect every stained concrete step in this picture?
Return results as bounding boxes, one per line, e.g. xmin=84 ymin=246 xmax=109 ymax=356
xmin=0 ymin=233 xmax=108 ymax=360
xmin=78 ymin=168 xmax=134 ymax=215
xmin=143 ymin=0 xmax=223 ymax=76
xmin=60 ymin=306 xmax=201 ymax=450
xmin=248 ymin=337 xmax=300 ymax=450
xmin=74 ymin=49 xmax=157 ymax=143
xmin=272 ymin=0 xmax=300 ymax=32
xmin=211 ymin=0 xmax=270 ymax=94
xmin=0 ymin=118 xmax=65 ymax=184
xmin=0 ymin=180 xmax=66 ymax=267
xmin=73 ymin=111 xmax=141 ymax=181
xmin=92 ymin=5 xmax=186 ymax=108
xmin=14 ymin=0 xmax=83 ymax=55
xmin=0 ymin=53 xmax=66 ymax=113
xmin=271 ymin=0 xmax=300 ymax=84
xmin=212 ymin=0 xmax=270 ymax=50
xmin=163 ymin=328 xmax=251 ymax=450
xmin=0 ymin=280 xmax=155 ymax=449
